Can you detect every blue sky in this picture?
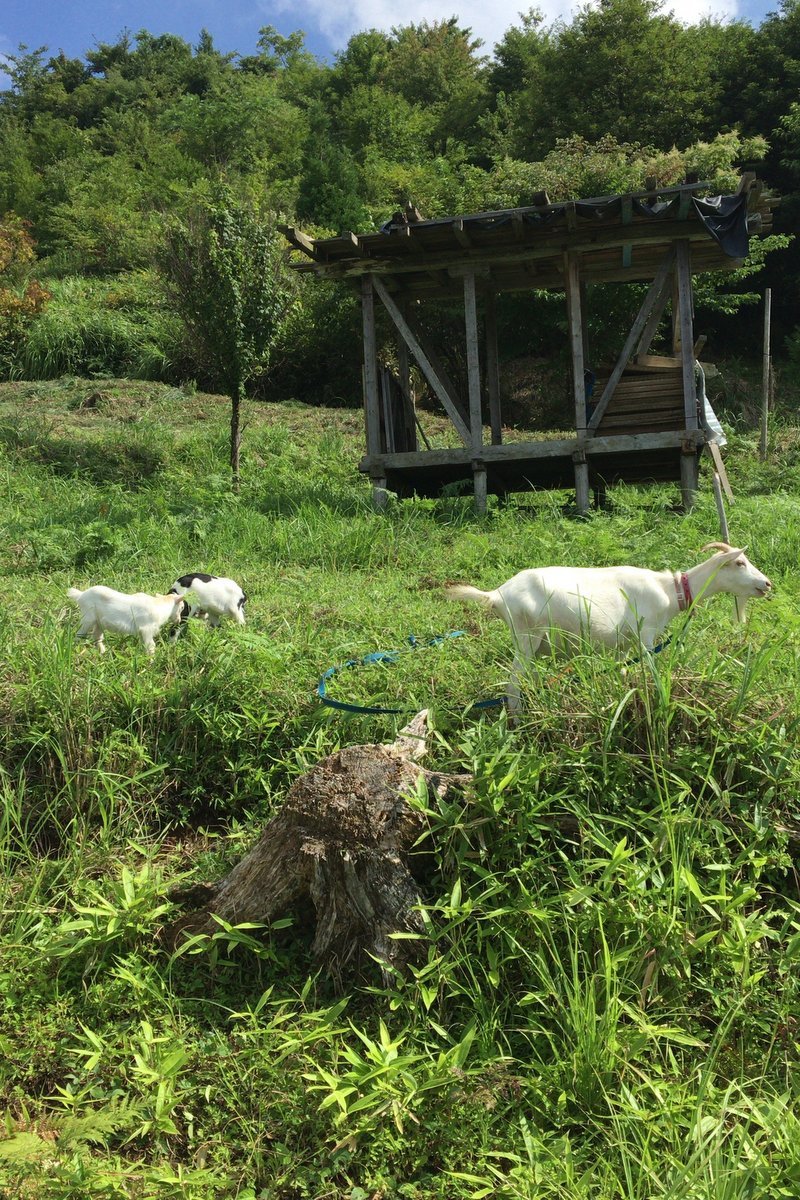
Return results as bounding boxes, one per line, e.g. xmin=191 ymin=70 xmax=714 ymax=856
xmin=0 ymin=0 xmax=781 ymax=84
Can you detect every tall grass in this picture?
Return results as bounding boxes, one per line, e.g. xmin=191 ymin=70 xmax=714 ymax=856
xmin=11 ymin=273 xmax=183 ymax=382
xmin=0 ymin=380 xmax=798 ymax=1197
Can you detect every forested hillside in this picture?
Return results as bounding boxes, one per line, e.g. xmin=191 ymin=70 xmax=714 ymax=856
xmin=1 ymin=0 xmax=799 ymax=405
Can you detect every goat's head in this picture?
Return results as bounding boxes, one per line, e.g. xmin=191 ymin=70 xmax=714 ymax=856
xmin=701 ymin=543 xmax=772 ymax=604
xmin=165 ymin=593 xmax=188 ymax=625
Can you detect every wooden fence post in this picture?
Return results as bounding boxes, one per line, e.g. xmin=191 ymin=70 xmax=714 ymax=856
xmin=760 ymin=288 xmax=772 ymax=461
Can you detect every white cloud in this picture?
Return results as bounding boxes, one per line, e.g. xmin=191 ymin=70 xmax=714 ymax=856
xmin=269 ymin=0 xmax=741 ymax=57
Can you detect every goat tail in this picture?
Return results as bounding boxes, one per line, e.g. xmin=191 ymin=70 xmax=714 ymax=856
xmin=446 ymin=583 xmax=499 ymax=613
xmin=67 ymin=587 xmax=84 ymax=602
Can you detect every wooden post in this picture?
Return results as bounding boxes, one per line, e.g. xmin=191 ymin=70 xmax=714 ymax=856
xmin=464 ymin=271 xmax=487 ymax=512
xmin=361 ymin=276 xmax=387 ymax=509
xmin=579 ymin=281 xmax=590 ymax=363
xmin=675 ymin=242 xmax=697 ymax=431
xmin=396 ymin=298 xmax=417 ymax=452
xmin=675 ymin=241 xmax=699 ymax=511
xmin=379 ymin=368 xmax=395 ymax=454
xmin=671 ymin=269 xmax=681 ymax=355
xmin=712 ymin=470 xmax=743 ymax=622
xmin=760 ymin=288 xmax=772 ymax=461
xmin=484 ymin=291 xmax=502 ymax=445
xmin=564 ymin=252 xmax=590 ymax=514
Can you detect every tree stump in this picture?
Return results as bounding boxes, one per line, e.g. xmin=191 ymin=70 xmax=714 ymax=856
xmin=166 ymin=712 xmax=471 ymax=983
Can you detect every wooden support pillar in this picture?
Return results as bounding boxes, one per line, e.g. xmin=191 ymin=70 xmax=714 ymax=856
xmin=676 ymin=240 xmax=699 ymax=511
xmin=579 ymin=281 xmax=590 ymax=365
xmin=564 ymin=252 xmax=590 ymax=515
xmin=372 ymin=276 xmax=471 ymax=446
xmin=464 ymin=271 xmax=486 ymax=512
xmin=361 ymin=275 xmax=387 ymax=510
xmin=485 ymin=291 xmax=502 ymax=446
xmin=396 ymin=298 xmax=417 ymax=452
xmin=680 ymin=452 xmax=699 ymax=513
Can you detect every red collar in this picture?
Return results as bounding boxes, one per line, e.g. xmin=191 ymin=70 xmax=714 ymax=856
xmin=675 ymin=572 xmax=693 ymax=612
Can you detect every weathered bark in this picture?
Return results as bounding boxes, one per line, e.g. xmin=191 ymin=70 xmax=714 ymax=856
xmin=166 ymin=712 xmax=471 ymax=983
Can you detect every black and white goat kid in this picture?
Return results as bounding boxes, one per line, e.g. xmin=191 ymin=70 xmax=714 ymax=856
xmin=168 ymin=573 xmax=247 ymax=640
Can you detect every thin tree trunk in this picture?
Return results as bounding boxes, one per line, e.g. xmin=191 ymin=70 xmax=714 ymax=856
xmin=230 ymin=382 xmax=243 ymax=491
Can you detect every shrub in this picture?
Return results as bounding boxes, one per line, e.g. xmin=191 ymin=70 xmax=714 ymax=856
xmin=10 ymin=272 xmax=183 ymax=382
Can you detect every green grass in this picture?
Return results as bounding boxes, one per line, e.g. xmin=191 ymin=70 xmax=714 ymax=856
xmin=1 ymin=377 xmax=799 ymax=1198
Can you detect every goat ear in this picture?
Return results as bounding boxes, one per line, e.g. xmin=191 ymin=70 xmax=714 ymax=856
xmin=701 ymin=542 xmax=745 ymax=560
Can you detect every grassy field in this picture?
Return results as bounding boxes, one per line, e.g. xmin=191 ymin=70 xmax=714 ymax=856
xmin=1 ymin=376 xmax=799 ymax=1199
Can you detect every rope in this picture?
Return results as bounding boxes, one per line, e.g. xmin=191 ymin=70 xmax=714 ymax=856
xmin=317 ymin=630 xmax=681 ymax=716
xmin=316 ymin=631 xmax=505 ymax=715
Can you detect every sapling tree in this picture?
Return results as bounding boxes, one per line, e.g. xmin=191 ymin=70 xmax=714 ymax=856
xmin=161 ymin=187 xmax=295 ymax=487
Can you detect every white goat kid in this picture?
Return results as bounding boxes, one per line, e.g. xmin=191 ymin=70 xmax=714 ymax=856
xmin=67 ymin=586 xmax=185 ymax=655
xmin=167 ymin=573 xmax=247 ymax=639
xmin=448 ymin=543 xmax=772 ymax=711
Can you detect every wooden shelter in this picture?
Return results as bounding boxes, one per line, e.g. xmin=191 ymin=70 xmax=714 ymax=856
xmin=282 ymin=175 xmax=776 ymax=513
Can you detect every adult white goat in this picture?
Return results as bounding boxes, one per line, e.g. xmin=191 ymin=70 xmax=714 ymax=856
xmin=167 ymin=573 xmax=246 ymax=639
xmin=447 ymin=543 xmax=772 ymax=711
xmin=67 ymin=586 xmax=185 ymax=655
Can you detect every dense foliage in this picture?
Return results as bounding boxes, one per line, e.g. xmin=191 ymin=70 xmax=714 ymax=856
xmin=0 ymin=2 xmax=798 ymax=398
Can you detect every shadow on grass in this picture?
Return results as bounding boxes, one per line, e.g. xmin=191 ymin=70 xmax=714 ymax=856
xmin=0 ymin=421 xmax=165 ymax=487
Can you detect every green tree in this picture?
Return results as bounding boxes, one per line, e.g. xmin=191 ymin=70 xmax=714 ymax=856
xmin=382 ymin=19 xmax=487 ymax=152
xmin=161 ymin=187 xmax=295 ymax=486
xmin=511 ymin=0 xmax=716 ymax=158
xmin=296 ymin=102 xmax=366 ymax=232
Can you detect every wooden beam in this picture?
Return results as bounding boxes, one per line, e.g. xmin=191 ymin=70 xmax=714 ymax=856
xmin=464 ymin=272 xmax=483 ymax=451
xmin=473 ymin=462 xmax=488 ymax=514
xmin=279 ymin=225 xmax=318 ymax=258
xmin=359 ymin=427 xmax=705 ymax=473
xmin=361 ymin=277 xmax=382 ymax=460
xmin=396 ymin=299 xmax=417 ymax=452
xmin=707 ymin=439 xmax=733 ymax=501
xmin=464 ymin=271 xmax=487 ymax=511
xmin=326 ymin=218 xmax=733 ymax=281
xmin=484 ymin=292 xmax=502 ymax=445
xmin=380 ymin=368 xmax=396 ymax=454
xmin=371 ymin=275 xmax=471 ymax=445
xmin=564 ymin=252 xmax=590 ymax=513
xmin=675 ymin=240 xmax=698 ymax=431
xmin=588 ymin=248 xmax=676 ymax=433
xmin=677 ymin=232 xmax=700 ymax=513
xmin=680 ymin=451 xmax=699 ymax=512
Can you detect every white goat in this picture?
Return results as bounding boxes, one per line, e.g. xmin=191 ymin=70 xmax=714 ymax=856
xmin=167 ymin=573 xmax=247 ymax=639
xmin=67 ymin=586 xmax=185 ymax=655
xmin=448 ymin=543 xmax=772 ymax=710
